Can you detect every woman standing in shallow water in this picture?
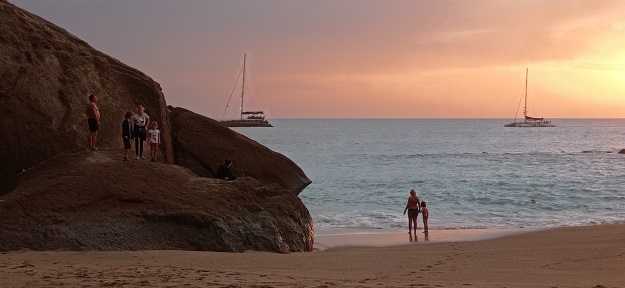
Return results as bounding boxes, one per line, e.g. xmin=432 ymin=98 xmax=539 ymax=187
xmin=403 ymin=189 xmax=421 ymax=234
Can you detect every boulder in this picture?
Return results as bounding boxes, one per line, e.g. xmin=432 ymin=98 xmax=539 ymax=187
xmin=170 ymin=107 xmax=312 ymax=195
xmin=0 ymin=1 xmax=315 ymax=253
xmin=0 ymin=0 xmax=174 ymax=195
xmin=0 ymin=1 xmax=311 ymax=197
xmin=0 ymin=150 xmax=314 ymax=253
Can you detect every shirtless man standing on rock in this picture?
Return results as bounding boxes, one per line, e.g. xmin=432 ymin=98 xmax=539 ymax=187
xmin=85 ymin=94 xmax=100 ymax=151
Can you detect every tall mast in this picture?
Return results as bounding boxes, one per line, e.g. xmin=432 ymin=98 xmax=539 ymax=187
xmin=523 ymin=68 xmax=528 ymax=121
xmin=240 ymin=53 xmax=247 ymax=120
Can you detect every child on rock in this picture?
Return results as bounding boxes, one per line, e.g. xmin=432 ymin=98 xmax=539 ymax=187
xmin=148 ymin=121 xmax=161 ymax=162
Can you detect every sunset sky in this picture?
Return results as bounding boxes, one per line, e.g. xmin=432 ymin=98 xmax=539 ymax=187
xmin=12 ymin=0 xmax=625 ymax=118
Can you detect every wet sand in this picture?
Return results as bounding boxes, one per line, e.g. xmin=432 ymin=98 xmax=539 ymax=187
xmin=1 ymin=224 xmax=624 ymax=287
xmin=314 ymin=227 xmax=539 ymax=249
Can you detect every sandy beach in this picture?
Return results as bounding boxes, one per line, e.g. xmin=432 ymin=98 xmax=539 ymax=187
xmin=2 ymin=224 xmax=624 ymax=287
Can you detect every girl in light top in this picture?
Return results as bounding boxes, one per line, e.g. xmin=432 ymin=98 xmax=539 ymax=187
xmin=132 ymin=105 xmax=150 ymax=160
xmin=148 ymin=121 xmax=161 ymax=162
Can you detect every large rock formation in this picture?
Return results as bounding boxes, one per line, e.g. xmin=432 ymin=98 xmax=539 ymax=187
xmin=171 ymin=107 xmax=311 ymax=195
xmin=0 ymin=0 xmax=311 ymax=197
xmin=0 ymin=0 xmax=173 ymax=195
xmin=0 ymin=1 xmax=314 ymax=253
xmin=0 ymin=150 xmax=314 ymax=253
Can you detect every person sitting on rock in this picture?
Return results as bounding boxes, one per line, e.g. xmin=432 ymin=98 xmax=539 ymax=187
xmin=216 ymin=159 xmax=237 ymax=181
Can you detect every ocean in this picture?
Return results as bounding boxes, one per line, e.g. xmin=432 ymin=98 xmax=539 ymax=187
xmin=232 ymin=119 xmax=625 ymax=231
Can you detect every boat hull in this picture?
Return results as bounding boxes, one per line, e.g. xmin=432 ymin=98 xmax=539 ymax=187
xmin=221 ymin=120 xmax=273 ymax=127
xmin=504 ymin=122 xmax=555 ymax=127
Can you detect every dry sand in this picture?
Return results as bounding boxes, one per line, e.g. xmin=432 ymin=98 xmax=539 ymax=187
xmin=1 ymin=224 xmax=624 ymax=287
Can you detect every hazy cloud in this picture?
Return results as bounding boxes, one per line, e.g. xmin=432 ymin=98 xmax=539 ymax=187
xmin=11 ymin=0 xmax=625 ymax=118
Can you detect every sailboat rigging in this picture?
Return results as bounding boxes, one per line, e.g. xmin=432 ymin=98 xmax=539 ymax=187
xmin=220 ymin=53 xmax=272 ymax=127
xmin=504 ymin=68 xmax=555 ymax=127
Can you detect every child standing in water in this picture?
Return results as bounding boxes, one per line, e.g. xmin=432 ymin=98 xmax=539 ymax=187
xmin=148 ymin=121 xmax=161 ymax=162
xmin=403 ymin=189 xmax=421 ymax=234
xmin=421 ymin=201 xmax=429 ymax=237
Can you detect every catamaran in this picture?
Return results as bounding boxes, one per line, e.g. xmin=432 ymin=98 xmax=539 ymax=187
xmin=504 ymin=68 xmax=555 ymax=127
xmin=220 ymin=53 xmax=272 ymax=127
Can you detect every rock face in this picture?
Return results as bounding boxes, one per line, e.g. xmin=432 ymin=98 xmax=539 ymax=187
xmin=171 ymin=107 xmax=312 ymax=195
xmin=0 ymin=150 xmax=314 ymax=253
xmin=0 ymin=0 xmax=174 ymax=195
xmin=0 ymin=0 xmax=311 ymax=197
xmin=0 ymin=1 xmax=315 ymax=253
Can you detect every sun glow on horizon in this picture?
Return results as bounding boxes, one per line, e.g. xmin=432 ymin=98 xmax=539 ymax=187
xmin=11 ymin=0 xmax=625 ymax=118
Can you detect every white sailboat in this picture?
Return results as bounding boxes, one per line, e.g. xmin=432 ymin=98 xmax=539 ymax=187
xmin=504 ymin=68 xmax=555 ymax=127
xmin=220 ymin=53 xmax=272 ymax=127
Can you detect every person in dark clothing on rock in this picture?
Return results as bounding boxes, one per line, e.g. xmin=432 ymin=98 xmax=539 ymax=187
xmin=121 ymin=111 xmax=134 ymax=161
xmin=216 ymin=159 xmax=237 ymax=180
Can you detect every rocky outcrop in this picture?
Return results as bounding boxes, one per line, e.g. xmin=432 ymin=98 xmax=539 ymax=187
xmin=619 ymin=149 xmax=625 ymax=154
xmin=0 ymin=0 xmax=174 ymax=195
xmin=0 ymin=1 xmax=315 ymax=253
xmin=0 ymin=0 xmax=311 ymax=197
xmin=0 ymin=150 xmax=314 ymax=253
xmin=171 ymin=107 xmax=312 ymax=195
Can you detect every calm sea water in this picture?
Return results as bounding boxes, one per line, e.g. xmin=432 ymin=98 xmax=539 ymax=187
xmin=232 ymin=119 xmax=625 ymax=230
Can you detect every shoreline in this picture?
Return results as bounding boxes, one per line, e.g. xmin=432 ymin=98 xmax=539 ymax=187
xmin=314 ymin=226 xmax=542 ymax=250
xmin=1 ymin=224 xmax=624 ymax=287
